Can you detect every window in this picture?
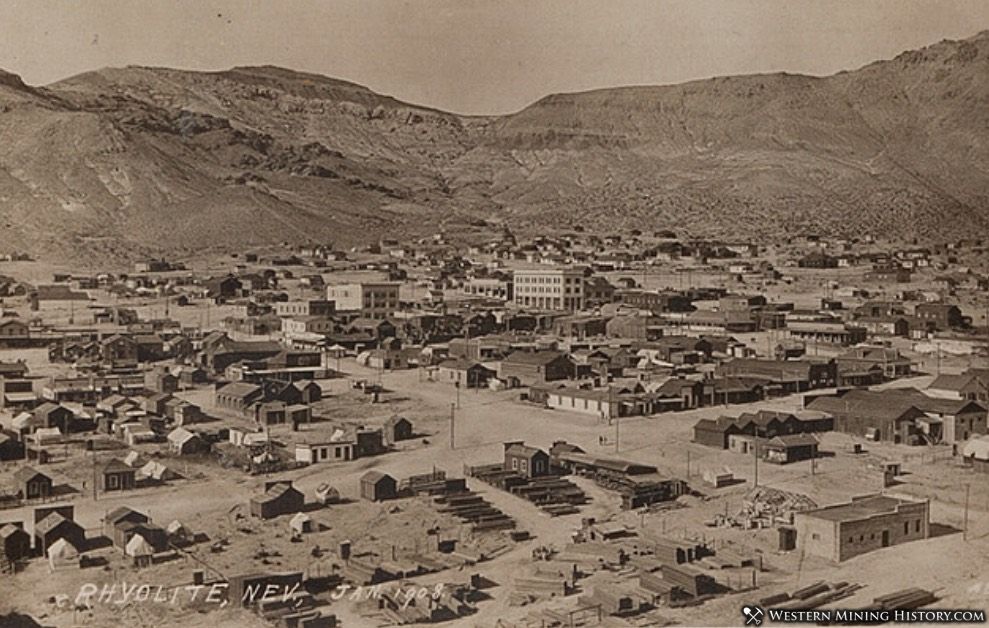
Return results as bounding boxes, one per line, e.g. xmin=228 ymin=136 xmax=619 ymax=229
xmin=848 ymin=536 xmax=854 ymax=543
xmin=108 ymin=474 xmax=119 ymax=489
xmin=512 ymin=459 xmax=518 ymax=470
xmin=811 ymin=533 xmax=819 ymax=540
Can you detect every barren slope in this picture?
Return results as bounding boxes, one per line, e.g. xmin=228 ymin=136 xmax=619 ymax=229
xmin=0 ymin=32 xmax=987 ymax=263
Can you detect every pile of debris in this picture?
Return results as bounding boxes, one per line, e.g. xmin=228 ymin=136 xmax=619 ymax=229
xmin=714 ymin=487 xmax=817 ymax=528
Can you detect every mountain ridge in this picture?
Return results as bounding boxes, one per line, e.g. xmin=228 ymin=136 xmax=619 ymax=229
xmin=1 ymin=31 xmax=988 ymax=264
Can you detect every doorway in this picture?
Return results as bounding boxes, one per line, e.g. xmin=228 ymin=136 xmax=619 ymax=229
xmin=881 ymin=530 xmax=890 ymax=547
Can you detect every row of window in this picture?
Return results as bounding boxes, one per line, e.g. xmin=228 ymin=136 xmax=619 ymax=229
xmin=844 ymin=519 xmax=921 ymax=544
xmin=515 ymin=275 xmax=580 ymax=284
xmin=510 ymin=457 xmax=544 ymax=473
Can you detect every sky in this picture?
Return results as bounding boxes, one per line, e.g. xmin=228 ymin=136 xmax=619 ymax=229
xmin=1 ymin=0 xmax=988 ymax=114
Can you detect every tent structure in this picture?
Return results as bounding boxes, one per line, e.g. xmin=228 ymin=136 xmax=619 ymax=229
xmin=125 ymin=533 xmax=154 ymax=567
xmin=289 ymin=512 xmax=312 ymax=534
xmin=138 ymin=460 xmax=175 ymax=482
xmin=252 ymin=451 xmax=276 ymax=465
xmin=11 ymin=412 xmax=32 ymax=431
xmin=32 ymin=427 xmax=62 ymax=445
xmin=315 ymin=483 xmax=340 ymax=505
xmin=47 ymin=537 xmax=80 ymax=571
xmin=962 ymin=436 xmax=989 ymax=460
xmin=123 ymin=450 xmax=142 ymax=467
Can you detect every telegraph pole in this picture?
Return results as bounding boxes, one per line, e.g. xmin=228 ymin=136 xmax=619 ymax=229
xmin=449 ymin=402 xmax=455 ymax=450
xmin=610 ymin=385 xmax=619 ymax=454
xmin=92 ymin=450 xmax=99 ymax=501
xmin=963 ymin=484 xmax=970 ymax=541
xmin=615 ymin=416 xmax=620 ymax=454
xmin=753 ymin=431 xmax=760 ymax=488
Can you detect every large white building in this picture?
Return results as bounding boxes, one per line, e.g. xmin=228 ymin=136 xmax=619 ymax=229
xmin=326 ymin=282 xmax=400 ymax=317
xmin=512 ymin=268 xmax=586 ymax=311
xmin=275 ymin=299 xmax=335 ymax=318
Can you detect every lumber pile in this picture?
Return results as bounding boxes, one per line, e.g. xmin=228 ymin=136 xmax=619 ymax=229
xmin=874 ymin=588 xmax=937 ymax=610
xmin=642 ymin=534 xmax=709 ymax=565
xmin=639 ymin=571 xmax=684 ymax=603
xmin=557 ymin=541 xmax=627 ymax=568
xmin=510 ymin=476 xmax=586 ymax=506
xmin=432 ymin=491 xmax=516 ymax=533
xmin=513 ymin=574 xmax=572 ymax=600
xmin=769 ymin=581 xmax=863 ymax=610
xmin=471 ymin=464 xmax=587 ymax=512
xmin=660 ymin=564 xmax=718 ymax=598
xmin=577 ymin=584 xmax=647 ymax=616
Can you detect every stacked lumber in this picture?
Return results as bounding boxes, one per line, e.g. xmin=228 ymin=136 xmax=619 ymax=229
xmin=645 ymin=535 xmax=707 ymax=565
xmin=558 ymin=541 xmax=625 ymax=567
xmin=615 ymin=478 xmax=688 ymax=510
xmin=758 ymin=591 xmax=791 ymax=606
xmin=660 ymin=564 xmax=717 ymax=598
xmin=513 ymin=574 xmax=571 ymax=599
xmin=874 ymin=588 xmax=937 ymax=610
xmin=511 ymin=477 xmax=586 ymax=506
xmin=432 ymin=491 xmax=516 ymax=533
xmin=772 ymin=581 xmax=862 ymax=610
xmin=542 ymin=503 xmax=580 ymax=516
xmin=639 ymin=570 xmax=682 ymax=601
xmin=577 ymin=584 xmax=644 ymax=616
xmin=342 ymin=556 xmax=382 ymax=585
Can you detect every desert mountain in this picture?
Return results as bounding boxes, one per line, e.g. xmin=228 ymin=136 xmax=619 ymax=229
xmin=0 ymin=32 xmax=988 ymax=264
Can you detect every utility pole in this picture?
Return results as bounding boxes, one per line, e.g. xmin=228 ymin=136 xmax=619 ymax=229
xmin=449 ymin=402 xmax=455 ymax=450
xmin=610 ymin=385 xmax=619 ymax=454
xmin=753 ymin=431 xmax=760 ymax=488
xmin=455 ymin=381 xmax=461 ymax=409
xmin=686 ymin=450 xmax=691 ymax=479
xmin=963 ymin=483 xmax=970 ymax=541
xmin=92 ymin=450 xmax=98 ymax=501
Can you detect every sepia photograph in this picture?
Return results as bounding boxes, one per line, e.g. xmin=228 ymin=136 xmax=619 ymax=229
xmin=0 ymin=1 xmax=988 ymax=626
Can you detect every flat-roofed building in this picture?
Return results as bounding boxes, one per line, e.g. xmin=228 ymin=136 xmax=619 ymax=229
xmin=512 ymin=268 xmax=586 ymax=311
xmin=794 ymin=494 xmax=929 ymax=562
xmin=326 ymin=282 xmax=400 ymax=317
xmin=274 ymin=300 xmax=335 ymax=318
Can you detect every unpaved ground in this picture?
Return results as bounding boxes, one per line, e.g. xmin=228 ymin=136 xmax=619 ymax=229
xmin=2 ymin=357 xmax=988 ymax=627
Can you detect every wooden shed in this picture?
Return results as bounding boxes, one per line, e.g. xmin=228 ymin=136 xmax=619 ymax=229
xmin=250 ymin=481 xmax=305 ymax=519
xmin=359 ymin=471 xmax=397 ymax=502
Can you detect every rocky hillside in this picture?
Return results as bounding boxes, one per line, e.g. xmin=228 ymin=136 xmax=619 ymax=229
xmin=0 ymin=32 xmax=988 ymax=263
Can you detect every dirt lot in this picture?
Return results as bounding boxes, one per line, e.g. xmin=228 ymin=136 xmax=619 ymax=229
xmin=2 ymin=354 xmax=988 ymax=627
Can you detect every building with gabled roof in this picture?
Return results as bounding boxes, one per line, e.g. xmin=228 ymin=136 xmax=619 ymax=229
xmin=360 ymin=470 xmax=397 ymax=502
xmin=15 ymin=466 xmax=53 ymax=500
xmin=503 ymin=441 xmax=550 ymax=478
xmin=250 ymin=481 xmax=304 ymax=519
xmin=499 ymin=350 xmax=574 ymax=386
